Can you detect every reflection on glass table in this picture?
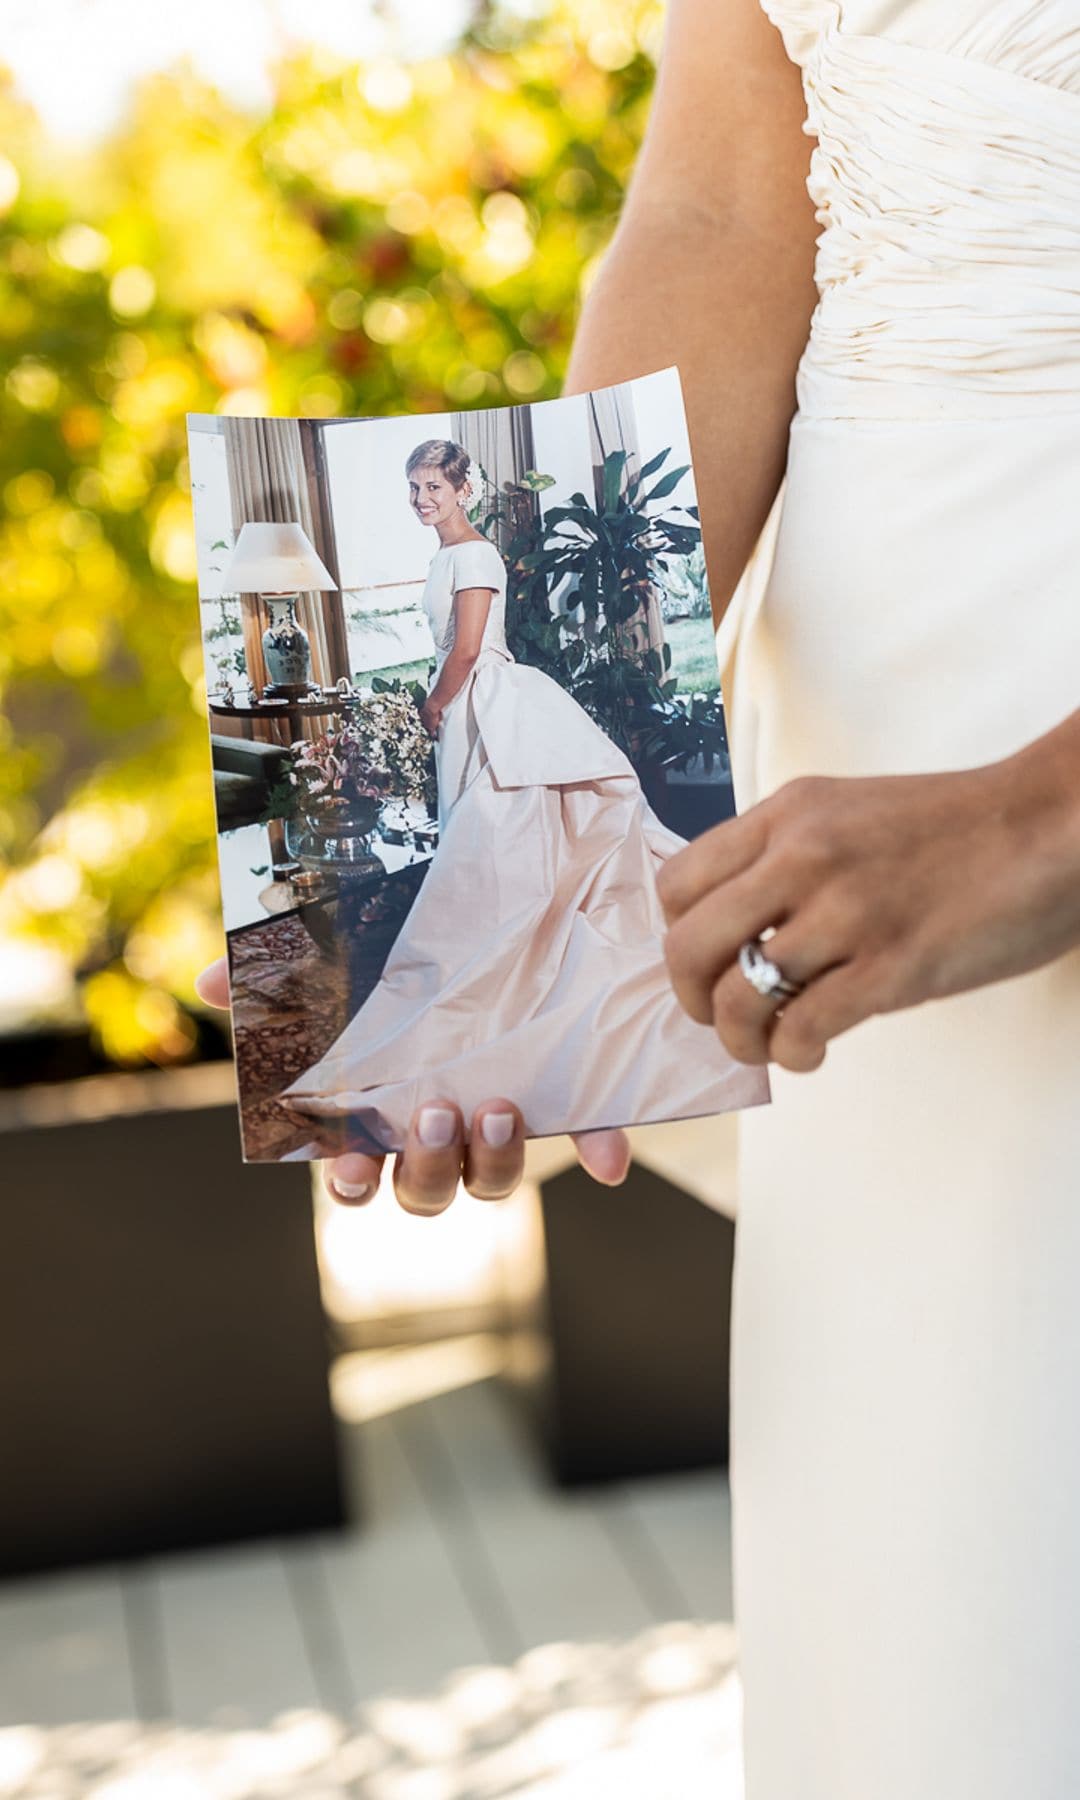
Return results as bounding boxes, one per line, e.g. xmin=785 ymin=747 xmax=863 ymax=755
xmin=220 ymin=803 xmax=439 ymax=942
xmin=285 ymin=797 xmax=437 ymax=957
xmin=218 ymin=821 xmax=283 ymax=934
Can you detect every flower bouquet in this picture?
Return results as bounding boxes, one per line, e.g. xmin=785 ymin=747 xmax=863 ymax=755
xmin=283 ymin=722 xmax=389 ymax=875
xmin=290 ymin=718 xmax=390 ymax=830
xmin=260 ymin=682 xmax=437 ymax=877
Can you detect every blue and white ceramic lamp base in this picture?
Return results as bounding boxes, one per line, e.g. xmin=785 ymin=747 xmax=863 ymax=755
xmin=262 ymin=592 xmax=314 ymax=696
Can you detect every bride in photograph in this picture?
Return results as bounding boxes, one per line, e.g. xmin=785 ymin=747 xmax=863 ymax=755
xmin=278 ymin=436 xmax=768 ymax=1153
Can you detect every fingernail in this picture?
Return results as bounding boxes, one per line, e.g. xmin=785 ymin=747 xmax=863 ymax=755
xmin=586 ymin=1147 xmax=631 ymax=1186
xmin=330 ymin=1179 xmax=375 ymax=1203
xmin=480 ymin=1111 xmax=516 ymax=1149
xmin=418 ymin=1106 xmax=457 ymax=1149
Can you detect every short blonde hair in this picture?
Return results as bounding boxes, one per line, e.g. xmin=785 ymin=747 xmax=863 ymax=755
xmin=405 ymin=438 xmax=471 ymax=491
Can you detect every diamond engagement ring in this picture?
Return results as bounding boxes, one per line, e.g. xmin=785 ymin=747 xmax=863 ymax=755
xmin=738 ymin=937 xmax=806 ymax=1002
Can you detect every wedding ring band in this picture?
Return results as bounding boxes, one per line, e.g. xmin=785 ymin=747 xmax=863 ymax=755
xmin=738 ymin=937 xmax=807 ymax=1002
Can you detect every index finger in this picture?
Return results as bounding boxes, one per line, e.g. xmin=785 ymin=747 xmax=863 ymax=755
xmin=393 ymin=1098 xmax=465 ymax=1215
xmin=655 ymin=806 xmax=769 ymax=924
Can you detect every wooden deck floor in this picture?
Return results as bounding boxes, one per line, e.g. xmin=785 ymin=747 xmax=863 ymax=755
xmin=0 ymin=1363 xmax=744 ymax=1795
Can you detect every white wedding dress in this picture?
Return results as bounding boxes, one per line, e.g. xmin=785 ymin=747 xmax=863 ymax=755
xmin=719 ymin=3 xmax=1080 ymax=1795
xmin=280 ymin=532 xmax=768 ymax=1152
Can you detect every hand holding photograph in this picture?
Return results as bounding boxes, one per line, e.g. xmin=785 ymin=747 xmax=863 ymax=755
xmin=188 ymin=367 xmax=770 ymax=1161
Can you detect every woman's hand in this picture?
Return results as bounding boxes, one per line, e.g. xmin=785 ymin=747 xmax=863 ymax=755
xmin=657 ymin=746 xmax=1080 ymax=1075
xmin=194 ymin=958 xmax=631 ymax=1211
xmin=419 ymin=698 xmax=443 ymax=739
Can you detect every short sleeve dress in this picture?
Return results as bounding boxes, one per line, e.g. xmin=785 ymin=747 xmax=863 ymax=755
xmin=423 ymin=537 xmax=509 ymax=670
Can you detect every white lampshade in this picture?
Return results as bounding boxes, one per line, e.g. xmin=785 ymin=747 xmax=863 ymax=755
xmin=220 ymin=521 xmax=337 ymax=594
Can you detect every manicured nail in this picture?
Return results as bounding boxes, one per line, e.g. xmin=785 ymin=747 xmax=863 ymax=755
xmin=480 ymin=1111 xmax=516 ymax=1149
xmin=585 ymin=1144 xmax=631 ymax=1186
xmin=330 ymin=1179 xmax=375 ymax=1203
xmin=418 ymin=1106 xmax=457 ymax=1149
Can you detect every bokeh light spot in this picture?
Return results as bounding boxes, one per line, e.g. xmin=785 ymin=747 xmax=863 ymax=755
xmin=53 ymin=222 xmax=110 ymax=271
xmin=503 ymin=348 xmax=547 ymax=395
xmin=109 ymin=265 xmax=156 ymax=317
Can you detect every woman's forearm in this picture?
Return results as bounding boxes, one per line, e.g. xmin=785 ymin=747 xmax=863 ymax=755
xmin=562 ymin=200 xmax=819 ymax=628
xmin=427 ymin=648 xmax=476 ymax=713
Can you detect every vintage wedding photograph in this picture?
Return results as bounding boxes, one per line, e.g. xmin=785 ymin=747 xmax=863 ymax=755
xmin=188 ymin=367 xmax=770 ymax=1161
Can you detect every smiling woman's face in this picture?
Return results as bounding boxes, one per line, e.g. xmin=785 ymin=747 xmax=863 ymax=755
xmin=408 ymin=464 xmax=461 ymax=528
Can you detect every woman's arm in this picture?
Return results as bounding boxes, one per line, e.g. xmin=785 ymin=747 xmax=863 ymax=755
xmin=562 ymin=0 xmax=820 ymax=627
xmin=420 ymin=586 xmax=493 ymax=735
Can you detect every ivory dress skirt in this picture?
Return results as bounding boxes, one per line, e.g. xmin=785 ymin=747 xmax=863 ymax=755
xmin=719 ymin=3 xmax=1080 ymax=1795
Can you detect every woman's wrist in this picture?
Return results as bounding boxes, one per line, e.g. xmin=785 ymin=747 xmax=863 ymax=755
xmin=992 ymin=708 xmax=1080 ymax=874
xmin=429 ymin=652 xmax=475 ymax=712
xmin=982 ymin=714 xmax=1080 ymax=979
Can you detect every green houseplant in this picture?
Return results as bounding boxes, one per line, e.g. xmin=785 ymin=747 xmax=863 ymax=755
xmin=477 ymin=447 xmax=727 ymax=777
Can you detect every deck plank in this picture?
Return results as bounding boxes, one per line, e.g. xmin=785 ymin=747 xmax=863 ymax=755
xmin=307 ymin=1407 xmax=499 ymax=1706
xmin=153 ymin=1540 xmax=321 ymax=1728
xmin=118 ymin=1561 xmax=171 ymax=1721
xmin=617 ymin=1468 xmax=734 ymax=1622
xmin=407 ymin=1380 xmax=661 ymax=1652
xmin=0 ymin=1565 xmax=136 ymax=1725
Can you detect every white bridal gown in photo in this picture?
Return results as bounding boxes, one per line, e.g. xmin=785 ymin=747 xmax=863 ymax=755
xmin=716 ymin=2 xmax=1080 ymax=1796
xmin=280 ymin=532 xmax=769 ymax=1150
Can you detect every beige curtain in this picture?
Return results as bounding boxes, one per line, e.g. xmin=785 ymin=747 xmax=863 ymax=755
xmin=450 ymin=405 xmax=537 ymax=554
xmin=223 ymin=417 xmax=350 ymax=718
xmin=587 ymin=384 xmax=640 ymax=501
xmin=587 ymin=387 xmax=667 ymax=663
xmin=299 ymin=420 xmax=350 ymax=677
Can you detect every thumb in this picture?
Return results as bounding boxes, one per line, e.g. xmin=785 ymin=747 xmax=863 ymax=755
xmin=194 ymin=955 xmax=230 ymax=1011
xmin=570 ymin=1128 xmax=631 ymax=1186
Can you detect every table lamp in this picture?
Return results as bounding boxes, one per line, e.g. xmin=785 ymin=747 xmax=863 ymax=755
xmin=221 ymin=522 xmax=338 ymax=698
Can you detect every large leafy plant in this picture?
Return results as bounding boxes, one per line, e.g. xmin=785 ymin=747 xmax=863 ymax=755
xmin=479 ymin=447 xmax=725 ymax=770
xmin=467 ymin=467 xmax=566 ymax=681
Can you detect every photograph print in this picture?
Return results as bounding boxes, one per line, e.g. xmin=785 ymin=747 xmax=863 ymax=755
xmin=188 ymin=366 xmax=770 ymax=1162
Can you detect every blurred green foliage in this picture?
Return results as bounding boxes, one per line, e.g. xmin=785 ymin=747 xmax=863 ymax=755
xmin=0 ymin=0 xmax=663 ymax=1065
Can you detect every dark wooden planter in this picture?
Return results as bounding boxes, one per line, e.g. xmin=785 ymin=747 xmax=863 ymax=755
xmin=0 ymin=1064 xmax=346 ymax=1578
xmin=503 ymin=1158 xmax=736 ymax=1487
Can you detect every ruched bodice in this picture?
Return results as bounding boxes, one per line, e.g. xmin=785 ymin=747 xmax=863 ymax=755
xmin=760 ymin=0 xmax=1080 ymax=416
xmin=765 ymin=0 xmax=1080 ymax=90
